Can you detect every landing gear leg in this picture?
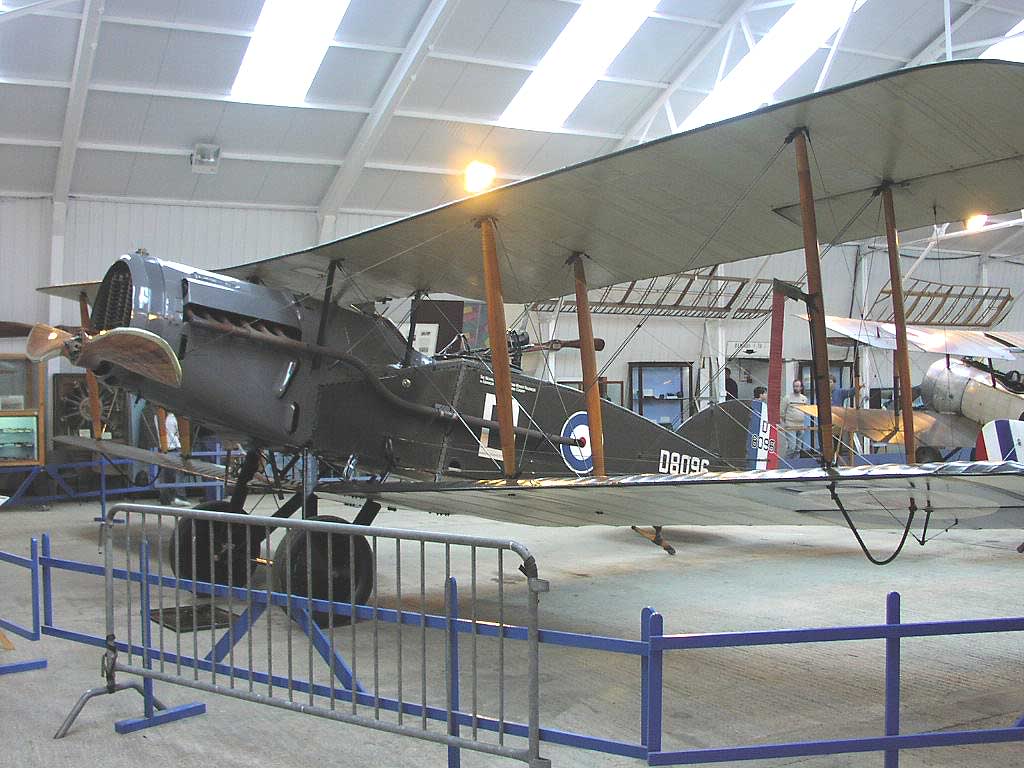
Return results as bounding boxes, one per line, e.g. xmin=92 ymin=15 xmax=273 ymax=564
xmin=631 ymin=525 xmax=676 ymax=556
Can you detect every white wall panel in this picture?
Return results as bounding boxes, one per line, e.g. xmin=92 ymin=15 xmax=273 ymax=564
xmin=0 ymin=197 xmax=51 ymax=325
xmin=64 ymin=200 xmax=318 ymax=285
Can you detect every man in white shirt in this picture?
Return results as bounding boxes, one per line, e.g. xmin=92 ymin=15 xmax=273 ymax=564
xmin=157 ymin=411 xmax=189 ymax=507
xmin=781 ymin=379 xmax=809 ymax=458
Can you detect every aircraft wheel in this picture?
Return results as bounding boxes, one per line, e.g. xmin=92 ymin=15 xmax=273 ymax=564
xmin=169 ymin=500 xmax=254 ymax=589
xmin=271 ymin=515 xmax=373 ymax=627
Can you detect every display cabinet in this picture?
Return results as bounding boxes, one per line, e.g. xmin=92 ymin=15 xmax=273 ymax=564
xmin=628 ymin=362 xmax=694 ymax=428
xmin=0 ymin=355 xmax=45 ymax=466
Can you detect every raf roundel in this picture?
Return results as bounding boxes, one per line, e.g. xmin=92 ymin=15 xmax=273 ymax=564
xmin=560 ymin=411 xmax=593 ymax=474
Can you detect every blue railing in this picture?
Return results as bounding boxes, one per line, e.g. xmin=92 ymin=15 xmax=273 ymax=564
xmin=2 ymin=533 xmax=1022 ymax=765
xmin=0 ymin=536 xmax=47 ymax=676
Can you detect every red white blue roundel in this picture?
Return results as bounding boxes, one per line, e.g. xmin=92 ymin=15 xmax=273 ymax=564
xmin=560 ymin=411 xmax=592 ymax=474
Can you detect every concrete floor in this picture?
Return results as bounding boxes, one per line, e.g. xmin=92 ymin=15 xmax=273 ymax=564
xmin=1 ymin=496 xmax=1022 ymax=767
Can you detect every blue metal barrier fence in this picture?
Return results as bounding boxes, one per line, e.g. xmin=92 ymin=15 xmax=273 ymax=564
xmin=0 ymin=536 xmax=47 ymax=676
xmin=2 ymin=530 xmax=1023 ymax=765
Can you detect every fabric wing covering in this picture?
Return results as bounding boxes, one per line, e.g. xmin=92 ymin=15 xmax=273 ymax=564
xmin=39 ymin=60 xmax=1024 ymax=307
xmin=325 ymin=461 xmax=1024 ymax=529
xmin=215 ymin=59 xmax=1024 ymax=305
xmin=817 ymin=315 xmax=1019 ymax=360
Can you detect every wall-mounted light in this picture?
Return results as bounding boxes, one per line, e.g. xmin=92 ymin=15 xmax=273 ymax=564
xmin=190 ymin=143 xmax=221 ymax=174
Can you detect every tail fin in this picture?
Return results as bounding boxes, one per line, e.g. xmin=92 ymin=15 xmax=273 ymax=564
xmin=675 ymin=400 xmax=780 ymax=471
xmin=746 ymin=399 xmax=780 ymax=470
xmin=975 ymin=419 xmax=1024 ymax=461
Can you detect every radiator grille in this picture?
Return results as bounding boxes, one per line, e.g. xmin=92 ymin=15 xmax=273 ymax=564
xmin=91 ymin=261 xmax=133 ymax=331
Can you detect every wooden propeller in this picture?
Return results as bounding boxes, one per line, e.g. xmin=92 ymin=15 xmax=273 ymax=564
xmin=25 ymin=323 xmax=183 ymax=389
xmin=79 ymin=294 xmax=103 ymax=439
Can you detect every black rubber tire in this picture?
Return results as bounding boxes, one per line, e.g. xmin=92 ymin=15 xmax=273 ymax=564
xmin=169 ymin=500 xmax=254 ymax=589
xmin=271 ymin=515 xmax=373 ymax=627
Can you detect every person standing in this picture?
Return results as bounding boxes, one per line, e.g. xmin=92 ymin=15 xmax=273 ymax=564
xmin=829 ymin=374 xmax=859 ymax=406
xmin=157 ymin=411 xmax=190 ymax=507
xmin=724 ymin=367 xmax=738 ymax=400
xmin=782 ymin=379 xmax=809 ymax=458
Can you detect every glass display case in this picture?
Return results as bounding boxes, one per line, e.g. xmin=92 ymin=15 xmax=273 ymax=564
xmin=0 ymin=355 xmax=45 ymax=465
xmin=629 ymin=362 xmax=694 ymax=428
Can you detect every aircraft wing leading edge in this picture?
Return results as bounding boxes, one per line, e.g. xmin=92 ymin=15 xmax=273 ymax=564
xmin=37 ymin=60 xmax=1024 ymax=307
xmin=323 ymin=461 xmax=1024 ymax=530
xmin=213 ymin=60 xmax=1024 ymax=305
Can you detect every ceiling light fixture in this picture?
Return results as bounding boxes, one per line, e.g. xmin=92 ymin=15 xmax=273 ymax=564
xmin=499 ymin=0 xmax=660 ymax=131
xmin=965 ymin=213 xmax=989 ymax=232
xmin=231 ymin=0 xmax=352 ymax=106
xmin=680 ymin=0 xmax=869 ymax=132
xmin=464 ymin=161 xmax=497 ymax=194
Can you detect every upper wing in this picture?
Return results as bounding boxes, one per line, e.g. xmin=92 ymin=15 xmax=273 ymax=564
xmin=818 ymin=315 xmax=1019 ymax=360
xmin=323 ymin=461 xmax=1024 ymax=530
xmin=38 ymin=61 xmax=1024 ymax=306
xmin=210 ymin=60 xmax=1024 ymax=304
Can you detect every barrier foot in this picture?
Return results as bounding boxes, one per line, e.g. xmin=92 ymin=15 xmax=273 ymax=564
xmin=0 ymin=659 xmax=47 ymax=675
xmin=55 ymin=681 xmax=186 ymax=738
xmin=114 ymin=701 xmax=206 ymax=734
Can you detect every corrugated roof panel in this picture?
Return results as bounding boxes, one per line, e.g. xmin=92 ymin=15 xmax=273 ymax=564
xmin=336 ymin=0 xmax=431 ymax=48
xmin=306 ymin=47 xmax=399 ymax=107
xmin=0 ymin=84 xmax=67 ymax=140
xmin=70 ymin=149 xmax=135 ymax=196
xmin=254 ymin=163 xmax=337 ymax=206
xmin=0 ymin=145 xmax=57 ymax=194
xmin=0 ymin=14 xmax=78 ymax=80
xmin=154 ymin=30 xmax=248 ymax=94
xmin=138 ymin=97 xmax=226 ymax=148
xmin=277 ymin=110 xmax=366 ymax=159
xmin=91 ymin=22 xmax=170 ymax=87
xmin=608 ymin=16 xmax=706 ymax=83
xmin=79 ymin=91 xmax=151 ymax=145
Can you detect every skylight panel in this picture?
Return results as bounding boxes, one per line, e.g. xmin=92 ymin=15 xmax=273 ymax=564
xmin=981 ymin=18 xmax=1024 ymax=62
xmin=680 ymin=0 xmax=869 ymax=132
xmin=500 ymin=0 xmax=660 ymax=131
xmin=232 ymin=0 xmax=352 ymax=106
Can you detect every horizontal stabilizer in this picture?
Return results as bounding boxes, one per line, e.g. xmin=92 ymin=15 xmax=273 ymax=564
xmin=794 ymin=405 xmax=978 ymax=447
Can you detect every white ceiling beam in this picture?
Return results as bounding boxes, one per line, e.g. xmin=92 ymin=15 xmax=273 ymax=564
xmin=319 ymin=0 xmax=461 ymax=218
xmin=905 ymin=1 xmax=990 ymax=67
xmin=0 ymin=0 xmax=74 ymax=25
xmin=814 ymin=0 xmax=858 ymax=92
xmin=616 ymin=0 xmax=759 ymax=149
xmin=0 ymin=134 xmax=536 ymax=180
xmin=53 ymin=0 xmax=103 ymax=203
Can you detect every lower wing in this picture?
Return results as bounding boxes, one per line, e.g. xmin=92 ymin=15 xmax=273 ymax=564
xmin=324 ymin=461 xmax=1024 ymax=530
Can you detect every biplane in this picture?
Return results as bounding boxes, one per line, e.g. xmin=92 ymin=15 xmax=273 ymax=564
xmin=796 ymin=315 xmax=1024 ymax=457
xmin=24 ymin=59 xmax=1024 ymax=603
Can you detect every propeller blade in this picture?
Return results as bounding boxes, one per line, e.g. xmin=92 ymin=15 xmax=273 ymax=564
xmin=85 ymin=371 xmax=103 ymax=438
xmin=78 ymin=328 xmax=183 ymax=388
xmin=78 ymin=294 xmax=103 ymax=439
xmin=26 ymin=324 xmax=74 ymax=362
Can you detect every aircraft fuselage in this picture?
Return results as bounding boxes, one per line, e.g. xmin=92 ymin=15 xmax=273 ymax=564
xmin=89 ymin=252 xmax=742 ymax=479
